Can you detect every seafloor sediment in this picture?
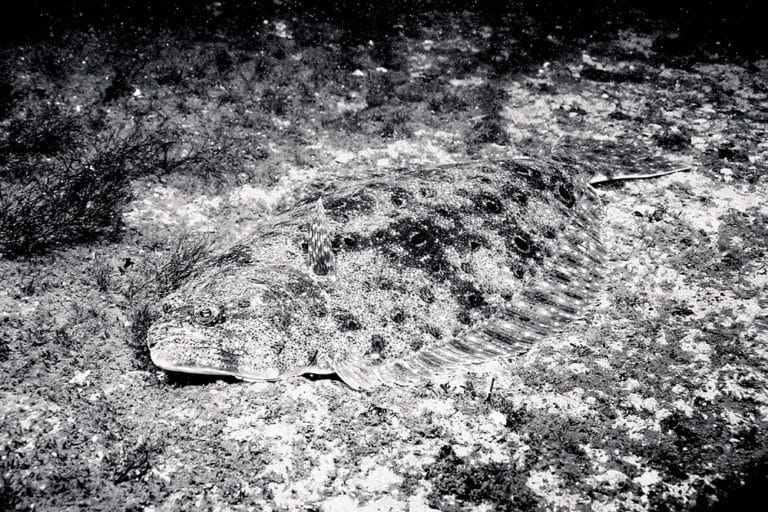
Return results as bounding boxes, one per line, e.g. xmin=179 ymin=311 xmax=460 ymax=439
xmin=1 ymin=4 xmax=766 ymax=510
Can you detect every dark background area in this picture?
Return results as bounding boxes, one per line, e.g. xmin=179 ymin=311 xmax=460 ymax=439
xmin=1 ymin=0 xmax=766 ymax=58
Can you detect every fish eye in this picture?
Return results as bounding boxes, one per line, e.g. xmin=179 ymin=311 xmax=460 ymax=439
xmin=194 ymin=306 xmax=225 ymax=326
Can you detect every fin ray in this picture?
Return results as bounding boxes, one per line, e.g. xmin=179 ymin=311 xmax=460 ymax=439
xmin=308 ymin=198 xmax=334 ymax=275
xmin=334 ymin=181 xmax=606 ymax=390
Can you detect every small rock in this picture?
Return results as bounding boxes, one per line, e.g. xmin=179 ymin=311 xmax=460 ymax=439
xmin=717 ymin=146 xmax=748 ymax=162
xmin=633 ymin=469 xmax=661 ymax=489
xmin=654 ymin=126 xmax=690 ymax=150
xmin=69 ymin=370 xmax=91 ymax=387
xmin=488 ymin=410 xmax=506 ymax=428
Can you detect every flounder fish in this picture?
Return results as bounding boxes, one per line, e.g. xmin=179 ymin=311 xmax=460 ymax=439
xmin=147 ymin=158 xmax=605 ymax=390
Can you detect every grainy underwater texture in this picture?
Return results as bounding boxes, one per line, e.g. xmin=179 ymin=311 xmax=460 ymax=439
xmin=1 ymin=1 xmax=767 ymax=511
xmin=148 ymin=159 xmax=604 ymax=390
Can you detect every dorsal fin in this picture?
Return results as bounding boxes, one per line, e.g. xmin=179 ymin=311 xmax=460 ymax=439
xmin=308 ymin=198 xmax=334 ymax=275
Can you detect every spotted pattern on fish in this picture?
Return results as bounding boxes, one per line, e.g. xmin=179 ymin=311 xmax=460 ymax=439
xmin=147 ymin=158 xmax=605 ymax=390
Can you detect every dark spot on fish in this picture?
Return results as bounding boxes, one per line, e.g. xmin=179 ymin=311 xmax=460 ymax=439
xmin=552 ymin=180 xmax=576 ymax=207
xmin=503 ymin=160 xmax=547 ymax=190
xmin=378 ymin=277 xmax=395 ymax=290
xmin=335 ymin=311 xmax=361 ymax=331
xmin=502 ymin=183 xmax=530 ymax=206
xmin=391 ymin=308 xmax=405 ymax=323
xmin=513 ymin=235 xmax=531 ymax=254
xmin=324 ymin=191 xmax=376 ymax=221
xmin=343 ymin=233 xmax=362 ymax=249
xmin=286 ymin=273 xmax=319 ymax=296
xmin=473 ymin=173 xmax=494 ymax=185
xmin=331 ymin=232 xmax=364 ymax=251
xmin=346 ymin=213 xmax=483 ymax=276
xmin=275 ymin=273 xmax=328 ymax=320
xmin=370 ymin=334 xmax=387 ymax=353
xmin=435 ymin=205 xmax=461 ymax=221
xmin=313 ymin=303 xmax=328 ymax=317
xmin=390 ymin=186 xmax=410 ymax=207
xmin=410 ymin=338 xmax=424 ymax=351
xmin=372 ymin=217 xmax=453 ymax=274
xmin=268 ymin=309 xmax=292 ymax=329
xmin=419 ymin=286 xmax=435 ymax=303
xmin=473 ymin=192 xmax=503 ymax=214
xmin=452 ymin=280 xmax=485 ymax=308
xmin=457 ymin=310 xmax=472 ymax=324
xmin=501 ymin=226 xmax=544 ymax=278
xmin=300 ymin=240 xmax=309 ymax=252
xmin=469 ymin=239 xmax=482 ymax=251
xmin=272 ymin=340 xmax=286 ymax=356
xmin=425 ymin=324 xmax=442 ymax=339
xmin=503 ymin=227 xmax=542 ymax=262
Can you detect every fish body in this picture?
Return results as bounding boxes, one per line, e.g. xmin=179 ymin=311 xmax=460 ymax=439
xmin=147 ymin=159 xmax=604 ymax=390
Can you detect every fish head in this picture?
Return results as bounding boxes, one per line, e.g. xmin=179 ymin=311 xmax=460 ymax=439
xmin=147 ymin=263 xmax=330 ymax=380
